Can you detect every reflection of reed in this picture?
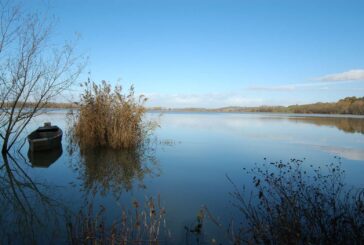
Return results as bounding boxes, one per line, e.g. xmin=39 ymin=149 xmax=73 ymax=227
xmin=289 ymin=117 xmax=364 ymax=134
xmin=68 ymin=143 xmax=160 ymax=199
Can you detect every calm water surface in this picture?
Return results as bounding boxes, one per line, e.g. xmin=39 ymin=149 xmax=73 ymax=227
xmin=2 ymin=111 xmax=364 ymax=244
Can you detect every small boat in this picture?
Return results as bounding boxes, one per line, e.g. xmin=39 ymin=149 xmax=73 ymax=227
xmin=28 ymin=122 xmax=63 ymax=152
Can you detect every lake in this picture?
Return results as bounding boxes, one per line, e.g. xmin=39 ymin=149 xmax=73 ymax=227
xmin=2 ymin=111 xmax=364 ymax=244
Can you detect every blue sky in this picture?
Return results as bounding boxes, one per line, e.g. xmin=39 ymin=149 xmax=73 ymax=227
xmin=29 ymin=0 xmax=364 ymax=107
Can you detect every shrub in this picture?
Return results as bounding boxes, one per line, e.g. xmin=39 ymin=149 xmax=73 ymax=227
xmin=72 ymin=79 xmax=157 ymax=150
xmin=227 ymin=158 xmax=364 ymax=244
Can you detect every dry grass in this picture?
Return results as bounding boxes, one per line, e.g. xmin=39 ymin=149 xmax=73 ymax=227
xmin=223 ymin=158 xmax=364 ymax=244
xmin=67 ymin=196 xmax=168 ymax=244
xmin=72 ymin=79 xmax=157 ymax=150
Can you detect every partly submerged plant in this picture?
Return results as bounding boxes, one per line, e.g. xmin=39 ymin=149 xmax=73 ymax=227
xmin=224 ymin=158 xmax=364 ymax=244
xmin=72 ymin=79 xmax=158 ymax=150
xmin=67 ymin=196 xmax=168 ymax=244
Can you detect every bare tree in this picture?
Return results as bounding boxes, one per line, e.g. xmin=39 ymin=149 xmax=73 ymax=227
xmin=0 ymin=0 xmax=84 ymax=153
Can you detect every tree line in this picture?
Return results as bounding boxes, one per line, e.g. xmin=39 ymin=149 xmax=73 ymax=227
xmin=150 ymin=97 xmax=364 ymax=115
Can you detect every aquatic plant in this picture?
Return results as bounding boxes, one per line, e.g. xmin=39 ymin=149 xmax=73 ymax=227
xmin=65 ymin=157 xmax=364 ymax=244
xmin=220 ymin=158 xmax=364 ymax=244
xmin=71 ymin=79 xmax=158 ymax=150
xmin=67 ymin=196 xmax=168 ymax=244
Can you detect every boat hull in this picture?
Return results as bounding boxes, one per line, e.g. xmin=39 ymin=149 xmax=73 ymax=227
xmin=28 ymin=126 xmax=63 ymax=152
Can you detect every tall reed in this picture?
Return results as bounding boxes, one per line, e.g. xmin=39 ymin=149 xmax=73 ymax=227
xmin=67 ymin=196 xmax=168 ymax=244
xmin=73 ymin=79 xmax=157 ymax=150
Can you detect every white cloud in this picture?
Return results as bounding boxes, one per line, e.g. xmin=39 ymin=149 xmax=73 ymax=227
xmin=318 ymin=145 xmax=364 ymax=161
xmin=247 ymin=69 xmax=364 ymax=93
xmin=248 ymin=85 xmax=296 ymax=92
xmin=144 ymin=92 xmax=264 ymax=108
xmin=315 ymin=69 xmax=364 ymax=82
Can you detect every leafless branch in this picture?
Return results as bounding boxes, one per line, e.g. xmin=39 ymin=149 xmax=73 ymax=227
xmin=0 ymin=0 xmax=85 ymax=153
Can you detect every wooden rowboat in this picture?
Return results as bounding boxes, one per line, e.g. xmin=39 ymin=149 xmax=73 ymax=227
xmin=28 ymin=122 xmax=63 ymax=152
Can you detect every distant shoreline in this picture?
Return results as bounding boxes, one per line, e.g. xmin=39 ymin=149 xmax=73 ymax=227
xmin=44 ymin=108 xmax=364 ymax=118
xmin=147 ymin=96 xmax=364 ymax=115
xmin=145 ymin=109 xmax=364 ymax=117
xmin=35 ymin=96 xmax=364 ymax=115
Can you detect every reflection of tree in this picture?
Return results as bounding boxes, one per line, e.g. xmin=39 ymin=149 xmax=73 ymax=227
xmin=289 ymin=117 xmax=364 ymax=134
xmin=68 ymin=142 xmax=160 ymax=199
xmin=0 ymin=153 xmax=64 ymax=244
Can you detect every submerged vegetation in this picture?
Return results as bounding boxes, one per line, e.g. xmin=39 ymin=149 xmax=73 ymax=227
xmin=220 ymin=158 xmax=364 ymax=244
xmin=67 ymin=197 xmax=168 ymax=244
xmin=63 ymin=158 xmax=364 ymax=244
xmin=71 ymin=79 xmax=158 ymax=150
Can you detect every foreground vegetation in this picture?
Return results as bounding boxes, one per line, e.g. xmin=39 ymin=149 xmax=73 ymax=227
xmin=220 ymin=158 xmax=364 ymax=244
xmin=67 ymin=197 xmax=167 ymax=244
xmin=64 ymin=158 xmax=364 ymax=244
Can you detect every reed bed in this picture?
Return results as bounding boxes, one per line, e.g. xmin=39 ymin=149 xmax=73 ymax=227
xmin=67 ymin=196 xmax=168 ymax=244
xmin=73 ymin=79 xmax=157 ymax=150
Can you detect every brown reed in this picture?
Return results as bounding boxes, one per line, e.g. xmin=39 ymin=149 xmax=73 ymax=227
xmin=67 ymin=196 xmax=168 ymax=244
xmin=73 ymin=79 xmax=157 ymax=150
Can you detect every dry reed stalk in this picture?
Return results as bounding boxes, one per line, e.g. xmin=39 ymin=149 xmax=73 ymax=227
xmin=67 ymin=196 xmax=168 ymax=244
xmin=73 ymin=79 xmax=158 ymax=150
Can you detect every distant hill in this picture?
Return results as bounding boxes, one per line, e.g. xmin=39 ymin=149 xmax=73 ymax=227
xmin=148 ymin=96 xmax=364 ymax=115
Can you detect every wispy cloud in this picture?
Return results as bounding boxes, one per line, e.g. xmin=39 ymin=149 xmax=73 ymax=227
xmin=141 ymin=68 xmax=364 ymax=107
xmin=247 ymin=82 xmax=325 ymax=92
xmin=317 ymin=145 xmax=364 ymax=161
xmin=144 ymin=92 xmax=264 ymax=108
xmin=248 ymin=70 xmax=364 ymax=92
xmin=314 ymin=69 xmax=364 ymax=82
xmin=248 ymin=85 xmax=296 ymax=92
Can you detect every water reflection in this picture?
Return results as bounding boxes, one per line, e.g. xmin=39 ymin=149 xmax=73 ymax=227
xmin=316 ymin=145 xmax=364 ymax=161
xmin=0 ymin=153 xmax=65 ymax=244
xmin=160 ymin=113 xmax=364 ymax=136
xmin=28 ymin=147 xmax=63 ymax=168
xmin=68 ymin=145 xmax=160 ymax=199
xmin=288 ymin=116 xmax=364 ymax=134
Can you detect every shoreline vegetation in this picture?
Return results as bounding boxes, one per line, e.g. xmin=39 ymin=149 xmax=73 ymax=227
xmin=12 ymin=96 xmax=364 ymax=115
xmin=150 ymin=96 xmax=364 ymax=115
